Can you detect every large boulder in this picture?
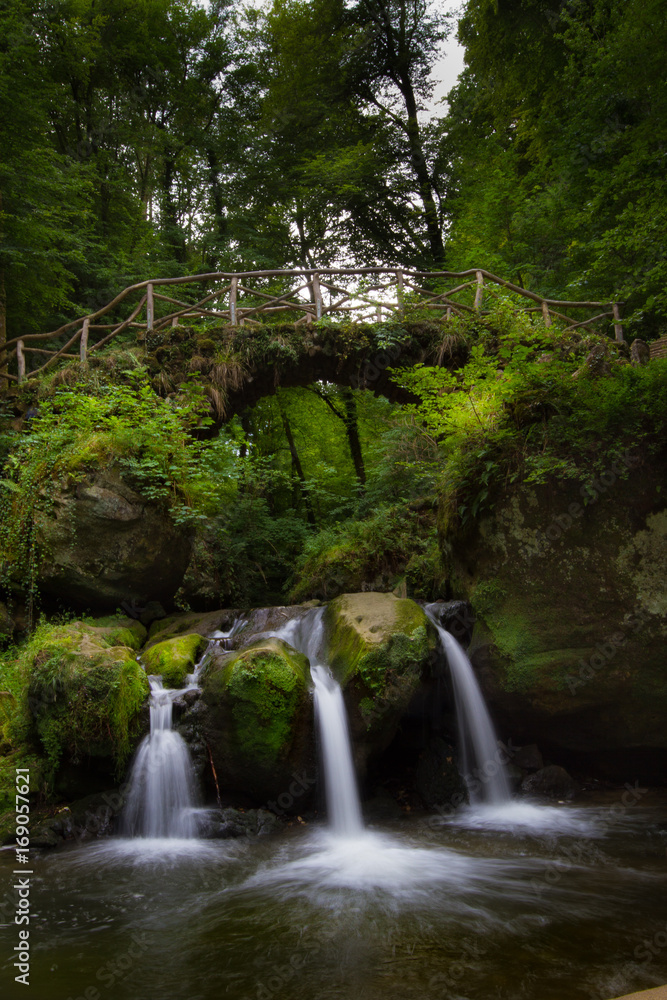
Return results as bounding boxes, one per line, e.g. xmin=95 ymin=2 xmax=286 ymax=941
xmin=26 ymin=618 xmax=149 ymax=791
xmin=141 ymin=634 xmax=208 ymax=687
xmin=443 ymin=452 xmax=667 ymax=782
xmin=200 ymin=637 xmax=314 ymax=805
xmin=36 ymin=465 xmax=192 ymax=611
xmin=322 ymin=592 xmax=439 ymax=771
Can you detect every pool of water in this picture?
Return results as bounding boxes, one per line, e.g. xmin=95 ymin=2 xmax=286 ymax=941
xmin=1 ymin=798 xmax=666 ymax=1000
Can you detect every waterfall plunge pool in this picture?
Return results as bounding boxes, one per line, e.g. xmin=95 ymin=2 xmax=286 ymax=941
xmin=2 ymin=798 xmax=666 ymax=1000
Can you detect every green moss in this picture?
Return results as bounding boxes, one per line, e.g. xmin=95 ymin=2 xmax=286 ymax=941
xmin=141 ymin=633 xmax=208 ymax=687
xmin=30 ymin=645 xmax=149 ymax=776
xmin=206 ymin=638 xmax=309 ymax=763
xmin=90 ymin=617 xmax=147 ymax=650
xmin=324 ymin=592 xmax=434 ymax=687
xmin=355 ymin=625 xmax=430 ymax=694
xmin=0 ymin=619 xmax=150 ymax=786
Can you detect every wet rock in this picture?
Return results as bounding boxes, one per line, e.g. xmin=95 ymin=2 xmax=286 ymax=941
xmin=428 ymin=600 xmax=475 ymax=646
xmin=445 ymin=453 xmax=667 ymax=783
xmin=197 ymin=806 xmax=282 ymax=839
xmin=26 ymin=618 xmax=149 ymax=789
xmin=200 ymin=637 xmax=314 ymax=805
xmin=29 ymin=790 xmax=126 ymax=848
xmin=141 ymin=633 xmax=208 ymax=687
xmin=512 ymin=744 xmax=544 ymax=772
xmin=521 ymin=765 xmax=580 ymax=801
xmin=323 ymin=592 xmax=438 ymax=774
xmin=415 ymin=736 xmax=466 ymax=809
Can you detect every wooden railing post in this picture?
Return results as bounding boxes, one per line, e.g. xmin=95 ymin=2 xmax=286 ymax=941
xmin=474 ymin=271 xmax=484 ymax=311
xmin=80 ymin=318 xmax=89 ymax=362
xmin=16 ymin=340 xmax=25 ymax=384
xmin=613 ymin=303 xmax=624 ymax=342
xmin=229 ymin=277 xmax=238 ymax=325
xmin=146 ymin=282 xmax=154 ymax=333
xmin=541 ymin=301 xmax=552 ymax=327
xmin=397 ymin=270 xmax=405 ymax=318
xmin=312 ymin=272 xmax=323 ymax=321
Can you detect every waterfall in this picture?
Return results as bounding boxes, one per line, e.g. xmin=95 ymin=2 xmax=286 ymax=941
xmin=122 ymin=677 xmax=199 ymax=838
xmin=426 ymin=606 xmax=511 ymax=805
xmin=274 ymin=609 xmax=364 ymax=835
xmin=311 ymin=665 xmax=364 ymax=835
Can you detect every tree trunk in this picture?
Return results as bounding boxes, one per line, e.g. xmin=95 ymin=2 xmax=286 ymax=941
xmin=0 ymin=189 xmax=6 ymax=381
xmin=277 ymin=399 xmax=316 ymax=526
xmin=206 ymin=149 xmax=227 ymax=269
xmin=342 ymin=388 xmax=366 ymax=488
xmin=397 ymin=73 xmax=444 ymax=263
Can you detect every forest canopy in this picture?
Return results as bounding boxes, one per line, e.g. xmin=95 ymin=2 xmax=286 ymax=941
xmin=1 ymin=0 xmax=666 ymax=343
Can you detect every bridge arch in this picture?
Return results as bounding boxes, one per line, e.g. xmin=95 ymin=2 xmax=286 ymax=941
xmin=145 ymin=320 xmax=467 ymax=421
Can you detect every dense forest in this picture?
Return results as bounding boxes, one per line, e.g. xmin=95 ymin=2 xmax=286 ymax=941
xmin=1 ymin=0 xmax=666 ymax=622
xmin=1 ymin=0 xmax=666 ymax=340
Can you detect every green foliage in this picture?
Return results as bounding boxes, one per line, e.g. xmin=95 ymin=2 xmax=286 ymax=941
xmin=393 ymin=302 xmax=667 ymax=529
xmin=0 ymin=368 xmax=236 ymax=604
xmin=288 ymin=502 xmax=440 ymax=602
xmin=442 ymin=0 xmax=667 ymax=333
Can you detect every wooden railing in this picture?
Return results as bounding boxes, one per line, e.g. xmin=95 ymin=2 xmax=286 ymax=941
xmin=0 ymin=267 xmax=624 ymax=384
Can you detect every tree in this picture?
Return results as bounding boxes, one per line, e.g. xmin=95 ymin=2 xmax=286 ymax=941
xmin=440 ymin=0 xmax=667 ymax=332
xmin=0 ymin=0 xmax=91 ymax=355
xmin=347 ymin=0 xmax=451 ymax=264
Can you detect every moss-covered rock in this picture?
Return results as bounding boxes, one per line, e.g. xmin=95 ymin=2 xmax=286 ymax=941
xmin=323 ymin=592 xmax=438 ymax=770
xmin=200 ymin=637 xmax=313 ymax=804
xmin=442 ymin=454 xmax=667 ymax=782
xmin=35 ymin=465 xmax=192 ymax=612
xmin=141 ymin=633 xmax=208 ymax=687
xmin=25 ymin=618 xmax=149 ymax=783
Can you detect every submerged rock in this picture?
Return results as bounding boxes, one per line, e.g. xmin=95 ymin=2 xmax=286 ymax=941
xmin=200 ymin=637 xmax=314 ymax=804
xmin=197 ymin=806 xmax=282 ymax=839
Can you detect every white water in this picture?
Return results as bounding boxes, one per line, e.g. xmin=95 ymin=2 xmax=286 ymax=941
xmin=122 ymin=677 xmax=199 ymax=838
xmin=311 ymin=665 xmax=364 ymax=835
xmin=273 ymin=608 xmax=364 ymax=835
xmin=122 ymin=620 xmax=247 ymax=840
xmin=426 ymin=605 xmax=511 ymax=805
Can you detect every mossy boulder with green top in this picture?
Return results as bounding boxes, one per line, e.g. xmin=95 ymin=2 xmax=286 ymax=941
xmin=200 ymin=637 xmax=314 ymax=804
xmin=24 ymin=618 xmax=150 ymax=787
xmin=323 ymin=592 xmax=439 ymax=769
xmin=142 ymin=633 xmax=208 ymax=688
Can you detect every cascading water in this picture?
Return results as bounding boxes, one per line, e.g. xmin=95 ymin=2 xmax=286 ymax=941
xmin=426 ymin=605 xmax=511 ymax=805
xmin=310 ymin=665 xmax=364 ymax=835
xmin=122 ymin=677 xmax=199 ymax=838
xmin=273 ymin=608 xmax=364 ymax=835
xmin=122 ymin=619 xmax=245 ymax=839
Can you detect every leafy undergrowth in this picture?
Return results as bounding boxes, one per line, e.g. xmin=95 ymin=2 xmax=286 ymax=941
xmin=393 ymin=299 xmax=667 ymax=533
xmin=288 ymin=502 xmax=444 ymax=603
